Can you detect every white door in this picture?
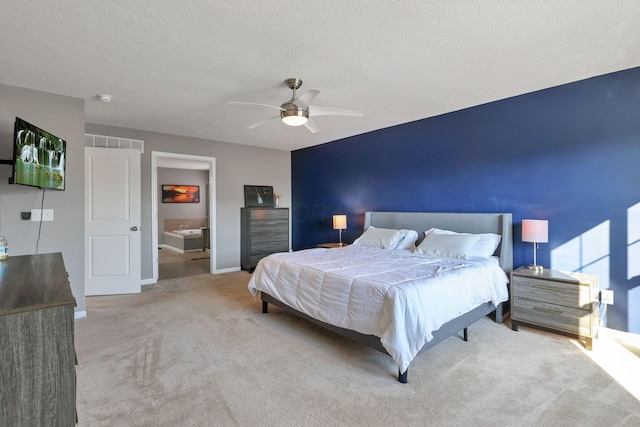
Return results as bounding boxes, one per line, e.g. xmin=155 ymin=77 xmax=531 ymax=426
xmin=85 ymin=147 xmax=141 ymax=295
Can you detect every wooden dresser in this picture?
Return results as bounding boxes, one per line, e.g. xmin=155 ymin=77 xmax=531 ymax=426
xmin=510 ymin=266 xmax=598 ymax=349
xmin=0 ymin=253 xmax=77 ymax=425
xmin=241 ymin=207 xmax=289 ymax=272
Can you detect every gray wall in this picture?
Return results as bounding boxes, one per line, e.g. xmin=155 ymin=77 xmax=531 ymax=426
xmin=0 ymin=84 xmax=86 ymax=313
xmin=85 ymin=123 xmax=291 ymax=279
xmin=158 ymin=167 xmax=208 ymax=244
xmin=0 ymin=84 xmax=291 ymax=312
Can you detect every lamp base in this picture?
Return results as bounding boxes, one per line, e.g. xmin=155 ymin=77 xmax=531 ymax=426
xmin=527 ymin=265 xmax=544 ymax=273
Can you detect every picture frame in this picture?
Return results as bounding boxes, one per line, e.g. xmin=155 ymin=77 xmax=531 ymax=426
xmin=244 ymin=185 xmax=274 ymax=207
xmin=162 ymin=185 xmax=200 ymax=203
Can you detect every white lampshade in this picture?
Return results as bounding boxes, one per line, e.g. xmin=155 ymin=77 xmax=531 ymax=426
xmin=522 ymin=219 xmax=548 ymax=243
xmin=333 ymin=215 xmax=347 ymax=230
xmin=281 ymin=114 xmax=308 ymax=126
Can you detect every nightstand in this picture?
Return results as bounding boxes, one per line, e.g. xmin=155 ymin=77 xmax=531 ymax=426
xmin=510 ymin=267 xmax=598 ymax=350
xmin=317 ymin=243 xmax=349 ymax=249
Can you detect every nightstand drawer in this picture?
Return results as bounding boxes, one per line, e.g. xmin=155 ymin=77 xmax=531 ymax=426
xmin=513 ymin=297 xmax=592 ymax=337
xmin=512 ymin=276 xmax=592 ymax=309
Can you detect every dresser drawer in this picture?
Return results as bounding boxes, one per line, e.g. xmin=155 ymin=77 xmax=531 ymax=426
xmin=250 ymin=221 xmax=289 ymax=235
xmin=251 ymin=237 xmax=289 ymax=254
xmin=250 ymin=208 xmax=288 ymax=222
xmin=512 ymin=276 xmax=593 ymax=309
xmin=250 ymin=251 xmax=287 ymax=266
xmin=512 ymin=297 xmax=593 ymax=337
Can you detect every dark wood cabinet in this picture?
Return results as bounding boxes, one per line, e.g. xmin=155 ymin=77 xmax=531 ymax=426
xmin=241 ymin=207 xmax=289 ymax=272
xmin=0 ymin=253 xmax=77 ymax=426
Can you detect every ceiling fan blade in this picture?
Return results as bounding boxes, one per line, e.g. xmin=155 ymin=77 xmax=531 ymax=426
xmin=293 ymin=89 xmax=320 ymax=109
xmin=304 ymin=118 xmax=319 ymax=133
xmin=247 ymin=115 xmax=280 ymax=130
xmin=309 ymin=106 xmax=363 ymax=117
xmin=228 ymin=101 xmax=284 ymax=111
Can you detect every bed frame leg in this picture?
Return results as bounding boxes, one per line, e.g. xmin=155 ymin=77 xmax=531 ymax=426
xmin=398 ymin=369 xmax=408 ymax=383
xmin=262 ymin=301 xmax=268 ymax=313
xmin=494 ymin=303 xmax=504 ymax=323
xmin=463 ymin=327 xmax=468 ymax=342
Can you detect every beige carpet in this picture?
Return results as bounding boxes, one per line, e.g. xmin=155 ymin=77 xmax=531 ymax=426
xmin=75 ymin=272 xmax=640 ymax=426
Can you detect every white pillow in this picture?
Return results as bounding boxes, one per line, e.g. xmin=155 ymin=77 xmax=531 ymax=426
xmin=414 ymin=233 xmax=482 ymax=259
xmin=394 ymin=229 xmax=419 ymax=250
xmin=353 ymin=227 xmax=403 ymax=249
xmin=423 ymin=228 xmax=502 ymax=258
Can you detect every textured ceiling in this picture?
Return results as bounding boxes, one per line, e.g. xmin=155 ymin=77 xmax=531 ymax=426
xmin=1 ymin=1 xmax=639 ymax=151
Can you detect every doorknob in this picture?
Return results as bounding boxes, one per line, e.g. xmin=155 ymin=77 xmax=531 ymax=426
xmin=130 ymin=226 xmax=139 ymax=231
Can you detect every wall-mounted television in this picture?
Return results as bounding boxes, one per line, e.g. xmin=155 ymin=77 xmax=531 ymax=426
xmin=12 ymin=117 xmax=66 ymax=190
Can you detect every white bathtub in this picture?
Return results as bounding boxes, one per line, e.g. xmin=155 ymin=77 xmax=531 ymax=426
xmin=172 ymin=228 xmax=202 ymax=236
xmin=163 ymin=229 xmax=203 ymax=253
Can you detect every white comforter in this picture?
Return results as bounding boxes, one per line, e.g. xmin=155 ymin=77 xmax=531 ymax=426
xmin=247 ymin=245 xmax=509 ymax=372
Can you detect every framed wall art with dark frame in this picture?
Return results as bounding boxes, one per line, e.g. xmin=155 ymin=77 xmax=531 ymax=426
xmin=162 ymin=185 xmax=200 ymax=203
xmin=244 ymin=185 xmax=274 ymax=207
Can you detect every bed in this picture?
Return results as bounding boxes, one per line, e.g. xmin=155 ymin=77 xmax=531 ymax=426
xmin=248 ymin=211 xmax=513 ymax=383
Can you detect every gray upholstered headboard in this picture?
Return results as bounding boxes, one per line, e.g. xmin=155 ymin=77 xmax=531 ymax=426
xmin=364 ymin=211 xmax=513 ymax=273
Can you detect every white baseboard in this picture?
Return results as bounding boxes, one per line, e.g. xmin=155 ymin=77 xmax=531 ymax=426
xmin=213 ymin=266 xmax=241 ymax=274
xmin=74 ymin=311 xmax=87 ymax=319
xmin=139 ymin=268 xmax=238 ymax=286
xmin=159 ymin=243 xmax=184 ymax=254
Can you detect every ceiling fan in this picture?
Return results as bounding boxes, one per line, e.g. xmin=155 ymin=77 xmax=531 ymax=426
xmin=228 ymin=78 xmax=363 ymax=133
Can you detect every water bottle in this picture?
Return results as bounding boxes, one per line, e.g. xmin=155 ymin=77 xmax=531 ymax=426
xmin=0 ymin=236 xmax=7 ymax=260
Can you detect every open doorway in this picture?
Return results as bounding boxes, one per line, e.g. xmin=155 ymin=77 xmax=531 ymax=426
xmin=151 ymin=152 xmax=216 ymax=282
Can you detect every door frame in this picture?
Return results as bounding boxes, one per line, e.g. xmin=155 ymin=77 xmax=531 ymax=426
xmin=151 ymin=151 xmax=216 ymax=282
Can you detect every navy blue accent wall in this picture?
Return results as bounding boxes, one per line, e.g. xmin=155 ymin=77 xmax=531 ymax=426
xmin=291 ymin=67 xmax=640 ymax=333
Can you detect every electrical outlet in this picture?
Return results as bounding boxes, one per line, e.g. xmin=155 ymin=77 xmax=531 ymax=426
xmin=31 ymin=209 xmax=41 ymax=221
xmin=600 ymin=289 xmax=614 ymax=305
xmin=42 ymin=209 xmax=54 ymax=221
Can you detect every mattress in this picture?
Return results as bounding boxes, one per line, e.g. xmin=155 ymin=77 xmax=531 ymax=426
xmin=248 ymin=245 xmax=509 ymax=372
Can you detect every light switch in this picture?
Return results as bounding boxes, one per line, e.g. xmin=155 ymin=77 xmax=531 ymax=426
xmin=31 ymin=209 xmax=54 ymax=221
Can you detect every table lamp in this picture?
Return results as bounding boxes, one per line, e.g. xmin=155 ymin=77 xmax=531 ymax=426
xmin=333 ymin=215 xmax=347 ymax=246
xmin=522 ymin=219 xmax=548 ymax=272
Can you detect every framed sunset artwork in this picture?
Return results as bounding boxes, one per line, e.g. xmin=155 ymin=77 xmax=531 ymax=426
xmin=162 ymin=185 xmax=200 ymax=203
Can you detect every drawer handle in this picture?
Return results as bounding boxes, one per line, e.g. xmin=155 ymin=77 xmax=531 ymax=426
xmin=534 ymin=306 xmax=562 ymax=314
xmin=533 ymin=285 xmax=561 ymax=292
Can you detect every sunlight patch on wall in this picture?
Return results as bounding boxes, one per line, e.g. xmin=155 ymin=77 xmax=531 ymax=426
xmin=551 ymin=236 xmax=580 ymax=271
xmin=551 ymin=221 xmax=610 ymax=289
xmin=627 ymin=203 xmax=640 ymax=334
xmin=629 ymin=244 xmax=640 ymax=280
xmin=628 ymin=202 xmax=640 ymax=280
xmin=630 ymin=286 xmax=640 ymax=334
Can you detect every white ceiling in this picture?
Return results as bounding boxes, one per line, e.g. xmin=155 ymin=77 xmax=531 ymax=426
xmin=1 ymin=1 xmax=639 ymax=152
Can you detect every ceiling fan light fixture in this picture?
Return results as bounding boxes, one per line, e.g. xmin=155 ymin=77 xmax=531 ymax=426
xmin=280 ymin=102 xmax=309 ymax=126
xmin=97 ymin=93 xmax=113 ymax=103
